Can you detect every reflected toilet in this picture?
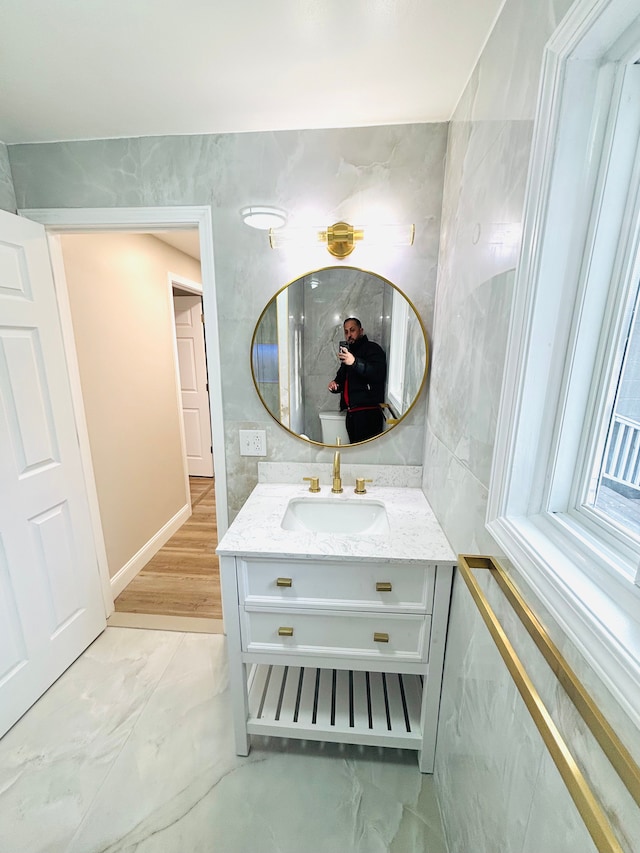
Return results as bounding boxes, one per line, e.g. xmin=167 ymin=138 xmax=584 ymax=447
xmin=319 ymin=410 xmax=350 ymax=445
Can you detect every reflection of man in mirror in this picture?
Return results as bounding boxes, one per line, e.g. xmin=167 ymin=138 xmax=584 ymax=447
xmin=327 ymin=317 xmax=387 ymax=443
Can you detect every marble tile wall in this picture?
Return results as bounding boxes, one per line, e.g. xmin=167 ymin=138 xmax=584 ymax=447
xmin=437 ymin=569 xmax=603 ymax=853
xmin=426 ymin=0 xmax=639 ymax=851
xmin=258 ymin=461 xmax=423 ymax=488
xmin=0 ymin=143 xmax=16 ymax=212
xmin=8 ymin=122 xmax=447 ymax=517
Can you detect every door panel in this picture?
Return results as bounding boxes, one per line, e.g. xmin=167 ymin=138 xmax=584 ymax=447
xmin=173 ymin=295 xmax=213 ymax=477
xmin=0 ymin=535 xmax=28 ymax=684
xmin=0 ymin=210 xmax=106 ymax=737
xmin=182 ymin=406 xmax=203 ymax=457
xmin=2 ymin=330 xmax=57 ymax=468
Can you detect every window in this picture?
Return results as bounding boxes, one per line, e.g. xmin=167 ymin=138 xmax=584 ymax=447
xmin=487 ymin=0 xmax=640 ymax=727
xmin=387 ymin=289 xmax=408 ymax=415
xmin=590 ymin=275 xmax=640 ymax=551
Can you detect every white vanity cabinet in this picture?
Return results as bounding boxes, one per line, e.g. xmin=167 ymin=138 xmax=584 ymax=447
xmin=219 ymin=553 xmax=454 ymax=772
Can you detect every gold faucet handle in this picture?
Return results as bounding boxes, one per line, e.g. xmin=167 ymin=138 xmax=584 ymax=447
xmin=303 ymin=476 xmax=321 ymax=492
xmin=354 ymin=478 xmax=372 ymax=494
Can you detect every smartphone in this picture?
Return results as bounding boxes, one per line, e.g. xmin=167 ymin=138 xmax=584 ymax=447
xmin=339 ymin=340 xmax=348 ymax=352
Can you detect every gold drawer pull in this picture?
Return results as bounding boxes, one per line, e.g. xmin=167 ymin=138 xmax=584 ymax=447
xmin=276 ymin=577 xmax=292 ymax=587
xmin=376 ymin=582 xmax=392 ymax=592
xmin=373 ymin=632 xmax=389 ymax=643
xmin=278 ymin=626 xmax=294 ymax=637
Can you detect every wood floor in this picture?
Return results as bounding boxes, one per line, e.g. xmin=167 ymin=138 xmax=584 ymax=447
xmin=113 ymin=477 xmax=221 ymax=619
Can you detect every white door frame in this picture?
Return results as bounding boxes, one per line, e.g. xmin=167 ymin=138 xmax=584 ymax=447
xmin=20 ymin=206 xmax=228 ymax=613
xmin=170 ymin=276 xmax=214 ymax=478
xmin=170 ymin=272 xmax=202 ymax=296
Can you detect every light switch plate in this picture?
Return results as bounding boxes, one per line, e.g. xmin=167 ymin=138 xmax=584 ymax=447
xmin=239 ymin=429 xmax=267 ymax=456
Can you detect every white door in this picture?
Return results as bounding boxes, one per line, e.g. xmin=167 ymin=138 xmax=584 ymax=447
xmin=173 ymin=295 xmax=214 ymax=477
xmin=0 ymin=210 xmax=106 ymax=737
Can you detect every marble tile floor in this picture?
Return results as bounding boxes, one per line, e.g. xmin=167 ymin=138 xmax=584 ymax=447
xmin=0 ymin=628 xmax=448 ymax=853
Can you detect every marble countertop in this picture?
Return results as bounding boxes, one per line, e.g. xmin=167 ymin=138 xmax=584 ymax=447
xmin=216 ymin=483 xmax=456 ymax=564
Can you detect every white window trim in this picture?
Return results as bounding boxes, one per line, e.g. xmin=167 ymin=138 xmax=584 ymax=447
xmin=487 ymin=0 xmax=640 ymax=729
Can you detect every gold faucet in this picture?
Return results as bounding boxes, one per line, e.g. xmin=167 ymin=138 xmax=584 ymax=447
xmin=331 ymin=437 xmax=343 ymax=493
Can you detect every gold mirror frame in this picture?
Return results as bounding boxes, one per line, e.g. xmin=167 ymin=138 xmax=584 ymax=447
xmin=250 ymin=265 xmax=430 ymax=448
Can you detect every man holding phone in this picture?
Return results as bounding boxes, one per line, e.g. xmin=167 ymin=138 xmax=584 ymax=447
xmin=327 ymin=317 xmax=387 ymax=443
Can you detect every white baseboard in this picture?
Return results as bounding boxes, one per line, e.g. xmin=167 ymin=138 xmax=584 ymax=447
xmin=110 ymin=503 xmax=191 ymax=598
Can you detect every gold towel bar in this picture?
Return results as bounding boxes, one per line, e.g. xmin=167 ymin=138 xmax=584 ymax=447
xmin=458 ymin=554 xmax=639 ymax=853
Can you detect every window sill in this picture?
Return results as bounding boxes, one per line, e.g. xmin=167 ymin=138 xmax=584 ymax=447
xmin=487 ymin=512 xmax=640 ymax=729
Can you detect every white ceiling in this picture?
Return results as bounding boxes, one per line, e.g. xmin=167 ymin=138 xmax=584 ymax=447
xmin=154 ymin=230 xmax=201 ymax=260
xmin=0 ymin=0 xmax=504 ymax=145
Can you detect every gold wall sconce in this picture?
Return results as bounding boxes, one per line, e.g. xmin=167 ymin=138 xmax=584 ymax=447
xmin=269 ymin=221 xmax=415 ymax=257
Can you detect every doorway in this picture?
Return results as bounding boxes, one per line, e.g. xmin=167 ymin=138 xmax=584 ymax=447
xmin=171 ymin=280 xmax=214 ymax=478
xmin=23 ymin=207 xmax=227 ymax=632
xmin=114 ymin=274 xmax=221 ymax=629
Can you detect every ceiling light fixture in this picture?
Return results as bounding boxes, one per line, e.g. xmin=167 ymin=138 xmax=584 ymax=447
xmin=240 ymin=205 xmax=287 ymax=230
xmin=268 ymin=221 xmax=415 ymax=257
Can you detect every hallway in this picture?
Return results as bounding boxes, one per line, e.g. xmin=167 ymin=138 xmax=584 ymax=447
xmin=113 ymin=477 xmax=221 ymax=621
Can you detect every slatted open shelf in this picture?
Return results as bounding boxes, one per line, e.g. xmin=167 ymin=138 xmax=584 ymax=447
xmin=246 ymin=664 xmax=424 ymax=749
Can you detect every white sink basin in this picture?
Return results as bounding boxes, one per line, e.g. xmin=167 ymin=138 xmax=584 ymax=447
xmin=281 ymin=497 xmax=390 ymax=535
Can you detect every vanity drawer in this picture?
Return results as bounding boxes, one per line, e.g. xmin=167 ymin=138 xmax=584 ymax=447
xmin=238 ymin=558 xmax=435 ymax=613
xmin=241 ymin=608 xmax=430 ymax=661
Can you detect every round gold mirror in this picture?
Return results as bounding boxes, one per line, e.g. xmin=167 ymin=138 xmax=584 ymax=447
xmin=251 ymin=266 xmax=429 ymax=447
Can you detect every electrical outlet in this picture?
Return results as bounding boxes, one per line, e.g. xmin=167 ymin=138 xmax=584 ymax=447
xmin=239 ymin=429 xmax=267 ymax=456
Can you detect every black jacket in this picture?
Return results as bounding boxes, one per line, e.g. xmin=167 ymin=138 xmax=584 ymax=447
xmin=331 ymin=335 xmax=387 ymax=410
